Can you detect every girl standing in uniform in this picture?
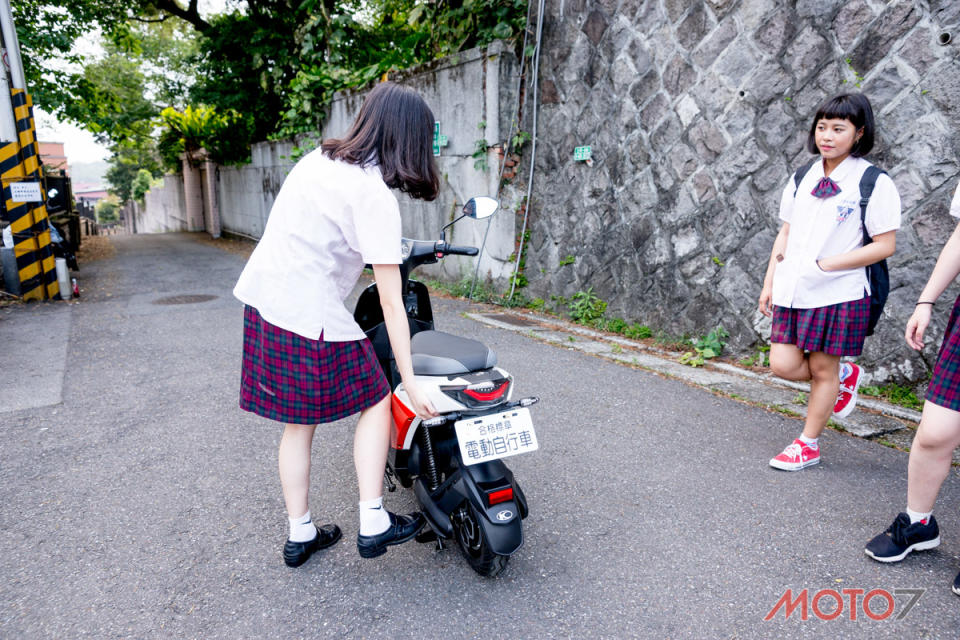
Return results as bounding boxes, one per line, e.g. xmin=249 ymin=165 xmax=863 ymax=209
xmin=758 ymin=93 xmax=901 ymax=471
xmin=865 ymin=181 xmax=960 ymax=596
xmin=233 ymin=82 xmax=439 ymax=567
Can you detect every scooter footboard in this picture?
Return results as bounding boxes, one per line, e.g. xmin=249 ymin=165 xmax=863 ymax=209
xmin=414 ymin=476 xmax=456 ymax=538
xmin=456 ymin=460 xmax=526 ymax=556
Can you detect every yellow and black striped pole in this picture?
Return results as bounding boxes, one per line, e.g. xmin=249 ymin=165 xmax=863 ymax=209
xmin=1 ymin=89 xmax=57 ymax=300
xmin=0 ymin=0 xmax=57 ymax=301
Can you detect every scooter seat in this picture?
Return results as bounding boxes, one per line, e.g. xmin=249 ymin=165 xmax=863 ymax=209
xmin=410 ymin=330 xmax=497 ymax=375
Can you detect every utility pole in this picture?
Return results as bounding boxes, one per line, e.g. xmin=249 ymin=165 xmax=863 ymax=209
xmin=0 ymin=54 xmax=16 ymax=142
xmin=0 ymin=0 xmax=58 ymax=300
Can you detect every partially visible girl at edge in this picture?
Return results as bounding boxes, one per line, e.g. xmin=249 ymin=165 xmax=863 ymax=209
xmin=864 ymin=181 xmax=960 ymax=597
xmin=758 ymin=93 xmax=901 ymax=471
xmin=233 ymin=82 xmax=439 ymax=567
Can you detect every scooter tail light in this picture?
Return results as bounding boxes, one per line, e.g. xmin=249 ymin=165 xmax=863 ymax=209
xmin=487 ymin=487 xmax=514 ymax=506
xmin=463 ymin=380 xmax=510 ymax=402
xmin=442 ymin=378 xmax=512 ymax=408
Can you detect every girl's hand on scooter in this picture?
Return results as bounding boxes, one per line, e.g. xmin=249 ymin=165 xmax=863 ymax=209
xmin=405 ymin=381 xmax=438 ymax=418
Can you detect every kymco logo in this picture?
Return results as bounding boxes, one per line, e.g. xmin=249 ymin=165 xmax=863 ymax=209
xmin=764 ymin=588 xmax=924 ymax=622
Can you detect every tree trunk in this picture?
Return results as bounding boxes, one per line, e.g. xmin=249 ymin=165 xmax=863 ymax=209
xmin=151 ymin=0 xmax=211 ymax=32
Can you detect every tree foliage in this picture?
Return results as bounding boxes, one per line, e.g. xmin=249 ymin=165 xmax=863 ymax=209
xmin=78 ymin=25 xmax=192 ymax=201
xmin=105 ymin=140 xmax=162 ymax=204
xmin=157 ymin=105 xmax=253 ymax=170
xmin=131 ymin=169 xmax=156 ymax=201
xmin=188 ymin=9 xmax=305 ymax=144
xmin=17 ymin=1 xmax=528 ymax=201
xmin=13 ymin=0 xmax=132 ymax=124
xmin=95 ymin=196 xmax=120 ymax=223
xmin=277 ymin=0 xmax=528 ymax=137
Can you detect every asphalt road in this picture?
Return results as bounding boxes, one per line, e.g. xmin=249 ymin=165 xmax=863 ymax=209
xmin=1 ymin=233 xmax=959 ymax=639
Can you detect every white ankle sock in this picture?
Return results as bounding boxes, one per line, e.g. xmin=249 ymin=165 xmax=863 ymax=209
xmin=798 ymin=435 xmax=818 ymax=448
xmin=359 ymin=497 xmax=390 ymax=536
xmin=288 ymin=510 xmax=317 ymax=542
xmin=906 ymin=507 xmax=932 ymax=524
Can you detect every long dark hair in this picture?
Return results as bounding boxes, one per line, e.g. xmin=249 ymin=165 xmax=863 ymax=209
xmin=806 ymin=93 xmax=876 ymax=157
xmin=322 ymin=82 xmax=440 ymax=201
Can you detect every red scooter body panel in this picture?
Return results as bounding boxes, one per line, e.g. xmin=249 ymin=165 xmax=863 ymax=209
xmin=390 ymin=394 xmax=416 ymax=450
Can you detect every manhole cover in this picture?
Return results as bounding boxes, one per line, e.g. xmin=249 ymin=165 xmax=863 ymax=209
xmin=482 ymin=312 xmax=540 ymax=327
xmin=153 ymin=294 xmax=218 ymax=305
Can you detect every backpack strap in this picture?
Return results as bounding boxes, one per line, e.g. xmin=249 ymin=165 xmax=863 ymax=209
xmin=859 ymin=165 xmax=886 ymax=244
xmin=792 ymin=158 xmax=819 ymax=198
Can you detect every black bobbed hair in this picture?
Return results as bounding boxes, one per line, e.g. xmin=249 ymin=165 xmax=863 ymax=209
xmin=805 ymin=93 xmax=875 ymax=157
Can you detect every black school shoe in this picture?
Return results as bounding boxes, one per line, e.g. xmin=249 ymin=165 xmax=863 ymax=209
xmin=283 ymin=523 xmax=342 ymax=568
xmin=357 ymin=511 xmax=425 ymax=559
xmin=864 ymin=513 xmax=940 ymax=563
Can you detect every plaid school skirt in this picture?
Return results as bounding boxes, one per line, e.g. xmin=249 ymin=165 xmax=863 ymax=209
xmin=239 ymin=306 xmax=390 ymax=425
xmin=926 ymin=295 xmax=960 ymax=412
xmin=771 ymin=296 xmax=871 ymax=356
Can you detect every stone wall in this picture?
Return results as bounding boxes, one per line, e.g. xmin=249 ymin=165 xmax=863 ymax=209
xmin=528 ymin=0 xmax=960 ymax=383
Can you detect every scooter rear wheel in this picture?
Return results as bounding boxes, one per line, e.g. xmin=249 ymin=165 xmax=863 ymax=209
xmin=452 ymin=502 xmax=508 ymax=577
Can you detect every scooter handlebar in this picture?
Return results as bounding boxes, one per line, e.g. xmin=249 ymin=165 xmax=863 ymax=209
xmin=435 ymin=242 xmax=479 ymax=256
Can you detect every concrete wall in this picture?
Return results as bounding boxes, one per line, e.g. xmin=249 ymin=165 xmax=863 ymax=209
xmin=201 ymin=160 xmax=220 ymax=238
xmin=137 ymin=41 xmax=520 ymax=285
xmin=373 ymin=41 xmax=519 ymax=282
xmin=214 ymin=42 xmax=520 ymax=283
xmin=129 ymin=174 xmax=188 ymax=234
xmin=527 ymin=0 xmax=960 ymax=383
xmin=181 ymin=158 xmax=204 ymax=232
xmin=217 ymin=140 xmax=297 ymax=240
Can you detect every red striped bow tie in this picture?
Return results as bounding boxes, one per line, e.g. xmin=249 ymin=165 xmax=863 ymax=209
xmin=811 ymin=176 xmax=841 ymax=198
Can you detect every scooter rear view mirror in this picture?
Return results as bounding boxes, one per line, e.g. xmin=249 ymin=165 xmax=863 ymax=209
xmin=441 ymin=196 xmax=500 ymax=242
xmin=462 ymin=196 xmax=499 ymax=220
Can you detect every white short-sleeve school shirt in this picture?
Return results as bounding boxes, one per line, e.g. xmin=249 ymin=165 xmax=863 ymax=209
xmin=771 ymin=155 xmax=901 ymax=309
xmin=951 ymin=181 xmax=960 ymax=219
xmin=233 ymin=149 xmax=402 ymax=341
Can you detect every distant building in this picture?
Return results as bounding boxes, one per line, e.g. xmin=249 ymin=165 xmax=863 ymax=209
xmin=37 ymin=142 xmax=108 ymax=212
xmin=38 ymin=141 xmax=69 ymax=175
xmin=74 ymin=184 xmax=108 ymax=206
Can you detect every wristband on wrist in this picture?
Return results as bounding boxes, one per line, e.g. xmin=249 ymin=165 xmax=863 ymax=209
xmin=916 ymin=301 xmax=935 ymax=306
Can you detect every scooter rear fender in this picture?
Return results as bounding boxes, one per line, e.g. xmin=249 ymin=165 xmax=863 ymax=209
xmin=414 ymin=459 xmax=529 ymax=555
xmin=455 ymin=459 xmax=526 ymax=556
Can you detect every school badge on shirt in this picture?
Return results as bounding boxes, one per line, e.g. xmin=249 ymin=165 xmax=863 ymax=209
xmin=836 ymin=199 xmax=856 ymax=225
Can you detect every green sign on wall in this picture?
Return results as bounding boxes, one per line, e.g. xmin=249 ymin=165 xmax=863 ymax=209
xmin=433 ymin=122 xmax=448 ymax=156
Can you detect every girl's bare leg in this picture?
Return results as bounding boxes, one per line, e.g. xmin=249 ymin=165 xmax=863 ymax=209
xmin=279 ymin=423 xmax=317 ymax=518
xmin=802 ymin=351 xmax=841 ymax=440
xmin=907 ymin=402 xmax=960 ymax=513
xmin=770 ymin=343 xmax=811 ymax=381
xmin=354 ymin=395 xmax=391 ymax=502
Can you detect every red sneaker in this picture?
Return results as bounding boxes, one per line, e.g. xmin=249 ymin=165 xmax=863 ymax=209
xmin=833 ymin=363 xmax=862 ymax=418
xmin=769 ymin=438 xmax=820 ymax=471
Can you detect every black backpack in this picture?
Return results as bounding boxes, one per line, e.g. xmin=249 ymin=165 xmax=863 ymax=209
xmin=793 ymin=160 xmax=889 ymax=336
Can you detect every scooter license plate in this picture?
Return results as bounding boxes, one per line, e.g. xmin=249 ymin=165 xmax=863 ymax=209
xmin=454 ymin=407 xmax=538 ymax=466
